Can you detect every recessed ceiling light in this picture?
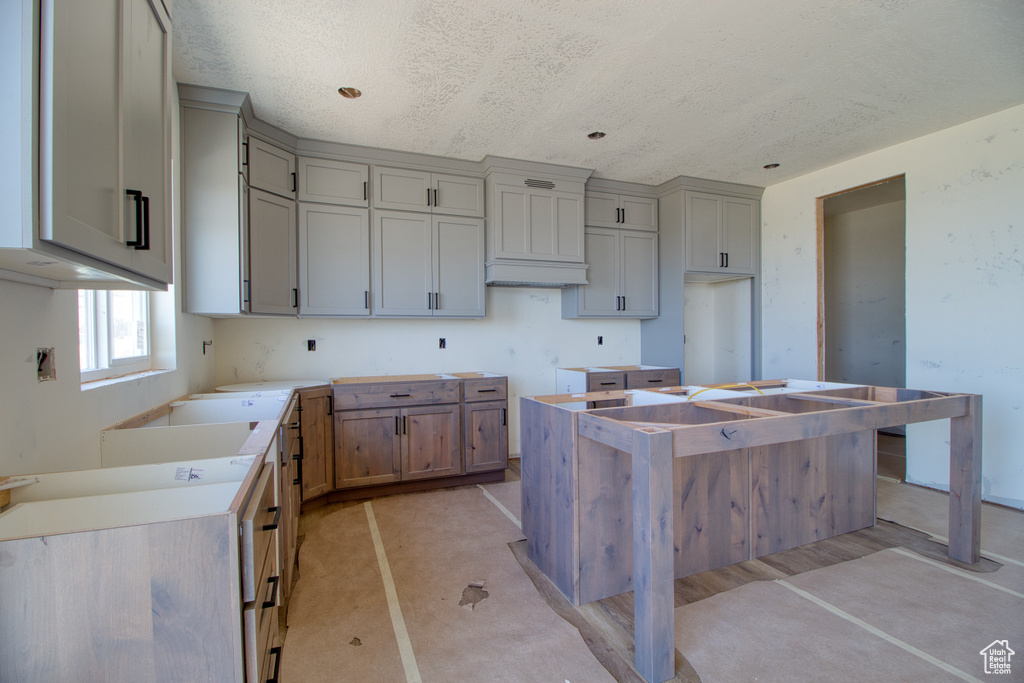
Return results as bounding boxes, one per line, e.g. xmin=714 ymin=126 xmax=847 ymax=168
xmin=763 ymin=163 xmax=780 ymax=169
xmin=338 ymin=87 xmax=362 ymax=99
xmin=587 ymin=131 xmax=606 ymax=140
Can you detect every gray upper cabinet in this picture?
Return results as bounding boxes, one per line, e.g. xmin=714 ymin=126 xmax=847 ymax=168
xmin=372 ymin=210 xmax=484 ymax=317
xmin=585 ymin=191 xmax=657 ymax=232
xmin=1 ymin=0 xmax=173 ymax=288
xmin=299 ymin=203 xmax=370 ymax=316
xmin=249 ymin=138 xmax=296 ymax=200
xmin=562 ymin=227 xmax=658 ymax=318
xmin=181 ymin=104 xmax=249 ymax=315
xmin=297 ymin=157 xmax=368 ymax=207
xmin=249 ymin=188 xmax=297 ymax=315
xmin=373 ymin=167 xmax=484 ymax=217
xmin=685 ymin=191 xmax=757 ymax=276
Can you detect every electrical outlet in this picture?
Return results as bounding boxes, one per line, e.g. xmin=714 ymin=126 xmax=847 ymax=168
xmin=37 ymin=347 xmax=55 ymax=382
xmin=307 ymin=339 xmax=316 ymax=351
xmin=439 ymin=338 xmax=446 ymax=349
xmin=597 ymin=336 xmax=603 ymax=346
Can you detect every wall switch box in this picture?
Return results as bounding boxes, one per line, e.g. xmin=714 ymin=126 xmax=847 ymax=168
xmin=37 ymin=348 xmax=55 ymax=382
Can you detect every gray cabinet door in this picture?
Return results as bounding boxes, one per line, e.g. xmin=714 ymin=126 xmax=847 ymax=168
xmin=249 ymin=138 xmax=296 ymax=199
xmin=578 ymin=228 xmax=619 ymax=316
xmin=620 ymin=195 xmax=658 ymax=232
xmin=433 ymin=173 xmax=484 ymax=217
xmin=124 ymin=0 xmax=172 ymax=283
xmin=620 ymin=231 xmax=658 ymax=317
xmin=374 ymin=167 xmax=431 ymax=212
xmin=685 ymin=192 xmax=723 ymax=272
xmin=297 ymin=157 xmax=368 ymax=207
xmin=373 ymin=210 xmax=432 ymax=316
xmin=584 ymin=191 xmax=620 ymax=228
xmin=721 ymin=197 xmax=757 ymax=275
xmin=249 ymin=188 xmax=297 ymax=315
xmin=433 ymin=216 xmax=485 ymax=317
xmin=299 ymin=204 xmax=370 ymax=316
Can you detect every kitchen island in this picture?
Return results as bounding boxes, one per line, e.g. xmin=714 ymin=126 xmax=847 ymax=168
xmin=520 ymin=380 xmax=982 ymax=683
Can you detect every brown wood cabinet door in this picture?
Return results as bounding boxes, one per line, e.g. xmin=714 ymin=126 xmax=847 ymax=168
xmin=401 ymin=404 xmax=461 ymax=480
xmin=463 ymin=400 xmax=508 ymax=473
xmin=335 ymin=408 xmax=402 ymax=488
xmin=299 ymin=387 xmax=334 ymax=501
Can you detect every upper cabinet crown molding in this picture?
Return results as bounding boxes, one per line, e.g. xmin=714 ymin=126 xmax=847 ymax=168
xmin=0 ymin=0 xmax=173 ymax=290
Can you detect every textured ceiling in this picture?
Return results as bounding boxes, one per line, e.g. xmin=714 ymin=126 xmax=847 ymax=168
xmin=171 ymin=0 xmax=1024 ymax=187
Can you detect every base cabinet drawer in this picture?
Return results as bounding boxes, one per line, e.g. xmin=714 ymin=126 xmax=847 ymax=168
xmin=585 ymin=372 xmax=626 ymax=392
xmin=240 ymin=463 xmax=278 ymax=602
xmin=625 ymin=368 xmax=681 ymax=388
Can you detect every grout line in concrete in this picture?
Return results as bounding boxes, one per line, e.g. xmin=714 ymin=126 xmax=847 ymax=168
xmin=777 ymin=580 xmax=982 ymax=683
xmin=365 ymin=501 xmax=422 ymax=683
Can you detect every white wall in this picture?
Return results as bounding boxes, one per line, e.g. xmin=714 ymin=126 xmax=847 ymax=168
xmin=212 ymin=290 xmax=640 ymax=456
xmin=683 ymin=279 xmax=753 ymax=386
xmin=0 ymin=95 xmax=217 ymax=477
xmin=762 ymin=104 xmax=1024 ymax=509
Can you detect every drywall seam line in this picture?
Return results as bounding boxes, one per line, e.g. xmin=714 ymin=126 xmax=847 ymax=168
xmin=888 ymin=547 xmax=1024 ymax=600
xmin=477 ymin=484 xmax=522 ymax=529
xmin=365 ymin=501 xmax=422 ymax=683
xmin=882 ymin=520 xmax=1024 ymax=568
xmin=778 ymin=580 xmax=983 ymax=683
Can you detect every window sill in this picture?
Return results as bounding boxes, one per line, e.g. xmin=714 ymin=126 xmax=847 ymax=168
xmin=81 ymin=368 xmax=174 ymax=391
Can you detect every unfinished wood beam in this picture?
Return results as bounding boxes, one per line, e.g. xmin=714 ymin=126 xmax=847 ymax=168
xmin=631 ymin=427 xmax=675 ymax=683
xmin=786 ymin=393 xmax=885 ymax=407
xmin=691 ymin=401 xmax=793 ymax=418
xmin=948 ymin=394 xmax=983 ymax=563
xmin=578 ymin=411 xmax=637 ymax=453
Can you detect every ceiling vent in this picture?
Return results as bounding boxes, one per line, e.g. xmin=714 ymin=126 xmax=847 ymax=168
xmin=524 ymin=178 xmax=555 ymax=190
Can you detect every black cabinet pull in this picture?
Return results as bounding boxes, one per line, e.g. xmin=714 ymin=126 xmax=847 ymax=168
xmin=434 ymin=292 xmax=439 ymax=310
xmin=138 ymin=195 xmax=151 ymax=250
xmin=390 ymin=393 xmax=410 ymax=398
xmin=241 ymin=140 xmax=248 ymax=167
xmin=262 ymin=506 xmax=281 ymax=531
xmin=621 ymin=295 xmax=625 ymax=310
xmin=327 ymin=394 xmax=334 ymax=416
xmin=647 ymin=378 xmax=663 ymax=383
xmin=293 ymin=288 xmax=299 ymax=308
xmin=426 ymin=188 xmax=431 ymax=206
xmin=433 ymin=188 xmax=438 ymax=207
xmin=724 ymin=252 xmax=729 ymax=268
xmin=291 ymin=171 xmax=297 ymax=192
xmin=243 ymin=279 xmax=251 ymax=305
xmin=502 ymin=407 xmax=507 ymax=426
xmin=402 ymin=415 xmax=407 ymax=434
xmin=427 ymin=292 xmax=433 ymax=309
xmin=395 ymin=415 xmax=400 ymax=434
xmin=262 ymin=575 xmax=280 ymax=609
xmin=364 ymin=290 xmax=369 ymax=309
xmin=267 ymin=646 xmax=282 ymax=683
xmin=477 ymin=388 xmax=497 ymax=393
xmin=363 ymin=181 xmax=367 ymax=200
xmin=125 ymin=189 xmax=144 ymax=247
xmin=599 ymin=381 xmax=616 ymax=386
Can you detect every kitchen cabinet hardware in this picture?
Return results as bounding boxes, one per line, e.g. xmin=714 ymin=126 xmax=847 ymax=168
xmin=477 ymin=388 xmax=497 ymax=393
xmin=434 ymin=292 xmax=440 ymax=310
xmin=684 ymin=191 xmax=756 ymax=276
xmin=390 ymin=393 xmax=411 ymax=398
xmin=241 ymin=140 xmax=248 ymax=166
xmin=402 ymin=415 xmax=407 ymax=434
xmin=434 ymin=188 xmax=438 ymax=206
xmin=291 ymin=172 xmax=297 ymax=193
xmin=262 ymin=575 xmax=280 ymax=609
xmin=364 ymin=291 xmax=369 ymax=309
xmin=426 ymin=188 xmax=432 ymax=206
xmin=363 ymin=181 xmax=367 ymax=200
xmin=267 ymin=647 xmax=282 ymax=683
xmin=292 ymin=288 xmax=298 ymax=308
xmin=262 ymin=506 xmax=281 ymax=531
xmin=562 ymin=227 xmax=657 ymax=319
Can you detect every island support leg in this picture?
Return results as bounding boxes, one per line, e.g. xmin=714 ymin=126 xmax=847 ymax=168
xmin=632 ymin=428 xmax=675 ymax=683
xmin=948 ymin=394 xmax=982 ymax=564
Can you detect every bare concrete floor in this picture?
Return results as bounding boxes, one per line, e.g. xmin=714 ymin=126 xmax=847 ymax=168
xmin=280 ymin=461 xmax=1023 ymax=682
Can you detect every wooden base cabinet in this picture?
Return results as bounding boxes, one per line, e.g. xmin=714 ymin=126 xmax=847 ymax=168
xmin=335 ymin=408 xmax=403 ymax=488
xmin=298 ymin=386 xmax=335 ymax=501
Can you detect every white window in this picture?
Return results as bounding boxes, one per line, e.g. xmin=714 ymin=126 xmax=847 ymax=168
xmin=78 ymin=290 xmax=151 ymax=382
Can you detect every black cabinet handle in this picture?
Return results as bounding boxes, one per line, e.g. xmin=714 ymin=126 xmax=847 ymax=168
xmin=125 ymin=189 xmax=143 ymax=247
xmin=243 ymin=279 xmax=251 ymax=304
xmin=502 ymin=407 xmax=507 ymax=426
xmin=427 ymin=292 xmax=433 ymax=309
xmin=267 ymin=646 xmax=282 ymax=683
xmin=724 ymin=252 xmax=729 ymax=268
xmin=426 ymin=188 xmax=431 ymax=206
xmin=327 ymin=394 xmax=334 ymax=416
xmin=719 ymin=252 xmax=725 ymax=268
xmin=262 ymin=506 xmax=281 ymax=531
xmin=402 ymin=415 xmax=407 ymax=434
xmin=599 ymin=381 xmax=617 ymax=386
xmin=621 ymin=295 xmax=625 ymax=310
xmin=647 ymin=378 xmax=663 ymax=383
xmin=395 ymin=415 xmax=399 ymax=434
xmin=291 ymin=171 xmax=297 ymax=193
xmin=293 ymin=288 xmax=298 ymax=308
xmin=364 ymin=290 xmax=369 ymax=309
xmin=262 ymin=575 xmax=280 ymax=609
xmin=139 ymin=195 xmax=151 ymax=250
xmin=433 ymin=188 xmax=438 ymax=207
xmin=390 ymin=393 xmax=410 ymax=398
xmin=363 ymin=181 xmax=367 ymax=200
xmin=241 ymin=140 xmax=248 ymax=167
xmin=477 ymin=388 xmax=497 ymax=393
xmin=434 ymin=292 xmax=439 ymax=310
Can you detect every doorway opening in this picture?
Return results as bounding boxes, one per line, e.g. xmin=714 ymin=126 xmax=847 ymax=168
xmin=817 ymin=175 xmax=906 ymax=480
